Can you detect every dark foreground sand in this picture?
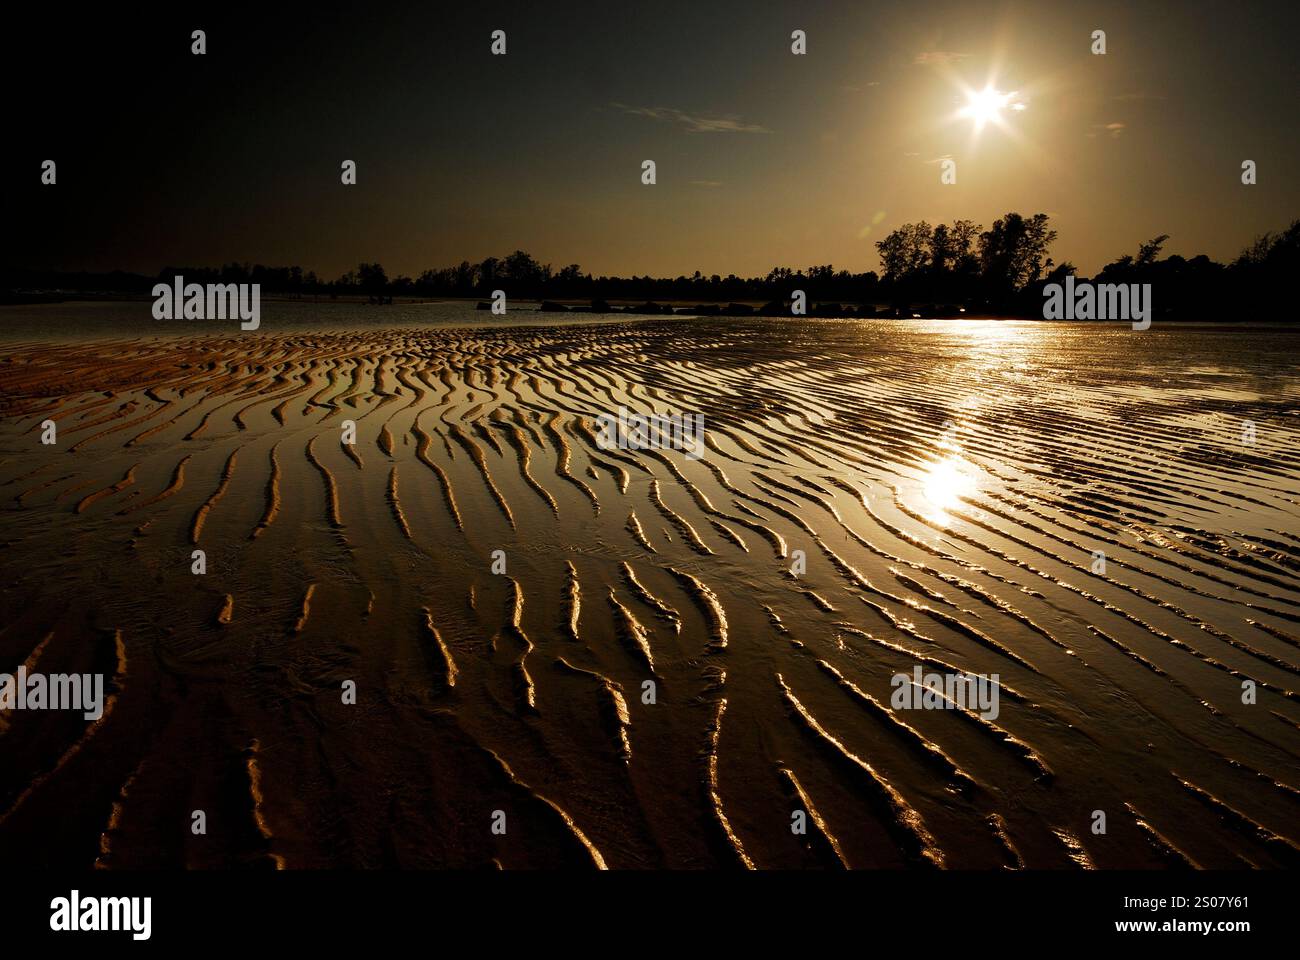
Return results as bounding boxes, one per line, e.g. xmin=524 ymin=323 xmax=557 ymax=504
xmin=0 ymin=318 xmax=1297 ymax=868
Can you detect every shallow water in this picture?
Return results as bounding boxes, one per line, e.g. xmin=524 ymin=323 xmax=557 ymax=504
xmin=0 ymin=298 xmax=633 ymax=341
xmin=0 ymin=315 xmax=1296 ymax=868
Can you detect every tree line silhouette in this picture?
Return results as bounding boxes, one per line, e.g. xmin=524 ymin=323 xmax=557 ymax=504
xmin=4 ymin=213 xmax=1298 ymax=319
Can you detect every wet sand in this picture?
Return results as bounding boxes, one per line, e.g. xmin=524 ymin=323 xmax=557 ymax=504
xmin=0 ymin=317 xmax=1297 ymax=868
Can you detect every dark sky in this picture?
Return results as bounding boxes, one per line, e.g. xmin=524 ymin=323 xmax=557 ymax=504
xmin=4 ymin=0 xmax=1297 ymax=279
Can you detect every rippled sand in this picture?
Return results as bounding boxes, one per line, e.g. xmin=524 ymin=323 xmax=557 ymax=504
xmin=0 ymin=318 xmax=1297 ymax=868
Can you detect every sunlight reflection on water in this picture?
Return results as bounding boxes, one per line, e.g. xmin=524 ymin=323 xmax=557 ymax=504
xmin=920 ymin=455 xmax=977 ymax=526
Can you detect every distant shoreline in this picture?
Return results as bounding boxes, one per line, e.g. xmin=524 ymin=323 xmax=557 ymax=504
xmin=2 ymin=295 xmax=1296 ymax=329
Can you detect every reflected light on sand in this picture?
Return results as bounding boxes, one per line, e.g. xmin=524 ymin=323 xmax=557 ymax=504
xmin=944 ymin=320 xmax=1057 ymax=384
xmin=956 ymin=319 xmax=1043 ymax=348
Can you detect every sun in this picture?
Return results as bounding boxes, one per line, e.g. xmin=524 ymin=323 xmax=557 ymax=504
xmin=958 ymin=86 xmax=1022 ymax=130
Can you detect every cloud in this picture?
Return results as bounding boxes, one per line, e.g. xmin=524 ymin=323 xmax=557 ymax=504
xmin=925 ymin=154 xmax=955 ymax=164
xmin=1113 ymin=92 xmax=1166 ymax=101
xmin=914 ymin=51 xmax=971 ymax=66
xmin=1088 ymin=122 xmax=1127 ymax=139
xmin=610 ymin=103 xmax=770 ymax=133
xmin=689 ymin=180 xmax=723 ymax=188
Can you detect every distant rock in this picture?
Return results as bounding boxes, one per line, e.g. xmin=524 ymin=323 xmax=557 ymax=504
xmin=539 ymin=300 xmax=569 ymax=312
xmin=722 ymin=302 xmax=754 ymax=316
xmin=758 ymin=300 xmax=786 ymax=316
xmin=591 ymin=298 xmax=612 ymax=313
xmin=626 ymin=301 xmax=670 ymax=314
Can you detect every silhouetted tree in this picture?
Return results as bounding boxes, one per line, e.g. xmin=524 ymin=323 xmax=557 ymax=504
xmin=9 ymin=216 xmax=1299 ymax=319
xmin=357 ymin=262 xmax=387 ymax=295
xmin=978 ymin=212 xmax=1057 ymax=298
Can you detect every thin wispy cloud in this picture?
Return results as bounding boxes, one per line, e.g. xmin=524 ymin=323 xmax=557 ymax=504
xmin=689 ymin=180 xmax=723 ymax=188
xmin=914 ymin=51 xmax=971 ymax=66
xmin=1113 ymin=92 xmax=1166 ymax=101
xmin=1089 ymin=122 xmax=1127 ymax=139
xmin=610 ymin=103 xmax=770 ymax=134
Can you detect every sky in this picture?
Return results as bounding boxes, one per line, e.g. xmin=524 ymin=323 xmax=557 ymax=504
xmin=4 ymin=0 xmax=1298 ymax=280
